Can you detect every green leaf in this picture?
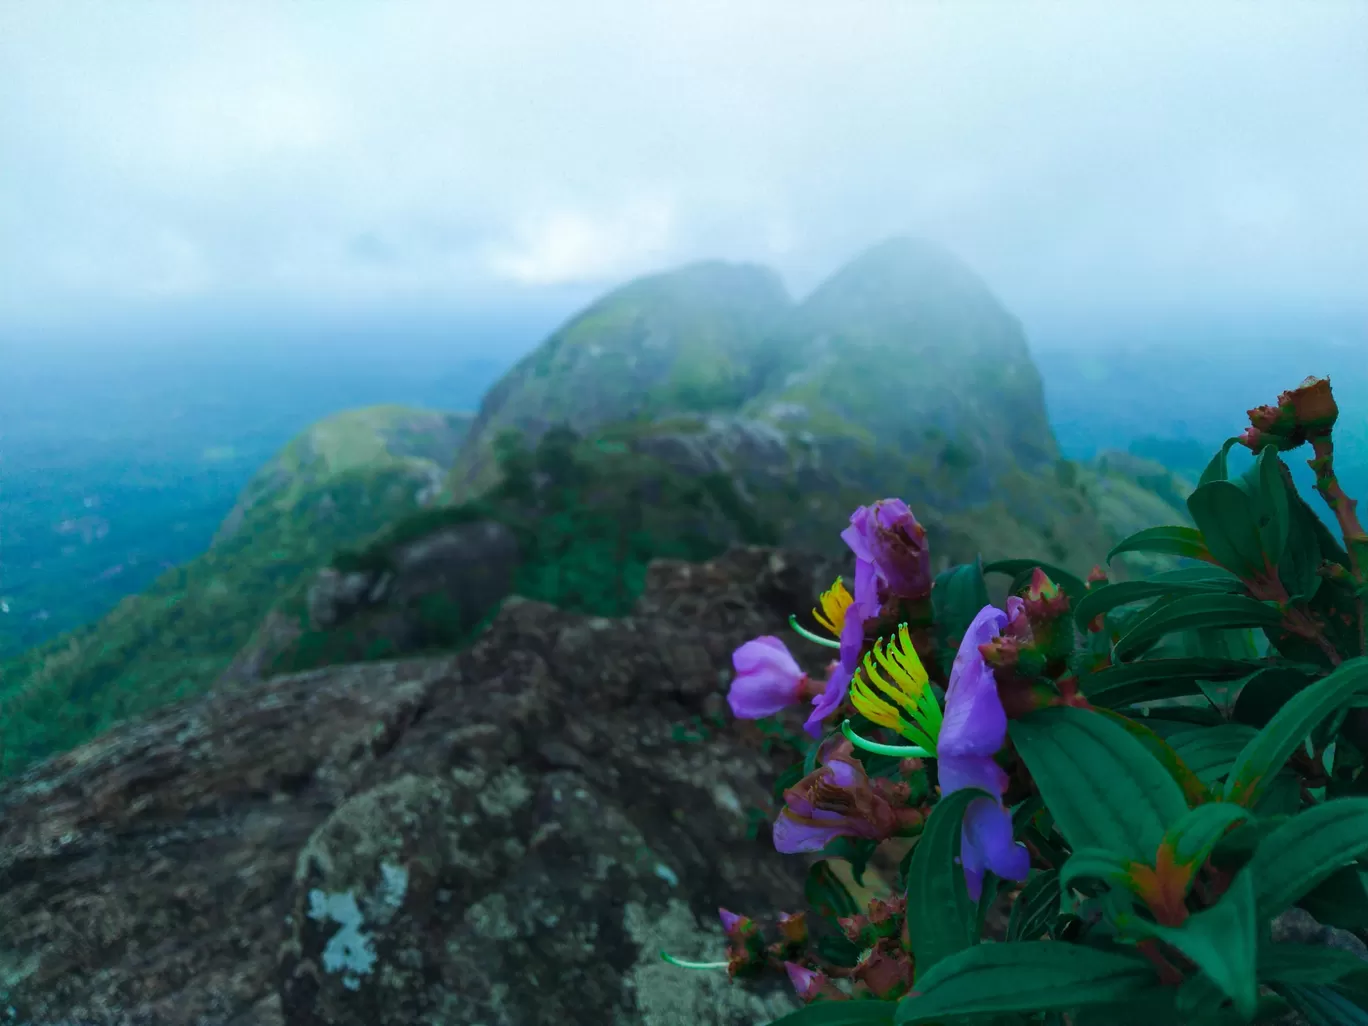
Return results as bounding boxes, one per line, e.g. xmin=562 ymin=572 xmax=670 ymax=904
xmin=1081 ymin=657 xmax=1259 ymax=709
xmin=1073 ymin=575 xmax=1244 ymax=630
xmin=1279 ymin=478 xmax=1327 ymax=603
xmin=895 ymin=941 xmax=1159 ymax=1024
xmin=1274 ymin=984 xmax=1368 ymax=1026
xmin=766 ymin=1000 xmax=898 ymax=1026
xmin=1230 ymin=667 xmax=1318 ymax=728
xmin=1187 ymin=479 xmax=1269 ymax=579
xmin=1131 ymin=869 xmax=1259 ymax=1020
xmin=1199 ymin=437 xmax=1242 ymax=486
xmin=1007 ymin=869 xmax=1062 ymax=941
xmin=805 ymin=860 xmax=861 ymax=921
xmin=1165 ymin=801 xmax=1254 ymax=869
xmin=1167 ymin=725 xmax=1261 ymax=786
xmin=1260 ymin=943 xmax=1368 ymax=986
xmin=1009 ymin=706 xmax=1190 ymax=862
xmin=1249 ymin=798 xmax=1368 ymax=918
xmin=904 ymin=787 xmax=983 ymax=973
xmin=932 ymin=559 xmax=989 ymax=675
xmin=1095 ymin=708 xmax=1210 ymax=806
xmin=1300 ymin=864 xmax=1368 ymax=931
xmin=1225 ymin=658 xmax=1368 ymax=805
xmin=1060 ymin=849 xmax=1133 ymax=892
xmin=982 ymin=559 xmax=1088 ymax=600
xmin=1246 ymin=445 xmax=1292 ymax=570
xmin=1112 ymin=594 xmax=1283 ymax=663
xmin=1107 ymin=525 xmax=1215 ymax=566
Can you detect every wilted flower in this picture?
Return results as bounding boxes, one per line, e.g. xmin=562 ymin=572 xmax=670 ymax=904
xmin=717 ymin=908 xmax=768 ymax=978
xmin=772 ymin=751 xmax=919 ymax=853
xmin=939 ymin=604 xmax=1031 ymax=900
xmin=785 ymin=962 xmax=846 ymax=1003
xmin=841 ymin=499 xmax=933 ymax=601
xmin=728 ymin=637 xmax=810 ymax=720
xmin=852 ymin=944 xmax=914 ymax=1000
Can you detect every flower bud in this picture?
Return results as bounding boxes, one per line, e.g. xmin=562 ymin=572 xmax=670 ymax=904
xmin=785 ymin=962 xmax=847 ymax=1003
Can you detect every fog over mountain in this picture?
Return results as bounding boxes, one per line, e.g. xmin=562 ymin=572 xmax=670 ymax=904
xmin=2 ymin=0 xmax=1365 ymax=356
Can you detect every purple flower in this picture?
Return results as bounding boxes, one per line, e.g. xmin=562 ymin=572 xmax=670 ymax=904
xmin=840 ymin=499 xmax=933 ymax=601
xmin=938 ymin=604 xmax=1031 ymax=900
xmin=728 ymin=637 xmax=807 ymax=719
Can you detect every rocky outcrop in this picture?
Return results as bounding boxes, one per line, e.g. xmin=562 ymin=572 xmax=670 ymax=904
xmin=218 ymin=519 xmax=522 ymax=685
xmin=0 ymin=546 xmax=841 ymax=1026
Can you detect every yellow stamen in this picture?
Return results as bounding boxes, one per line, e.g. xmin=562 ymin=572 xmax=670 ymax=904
xmin=849 ymin=626 xmax=942 ymax=752
xmin=812 ymin=577 xmax=853 ymax=637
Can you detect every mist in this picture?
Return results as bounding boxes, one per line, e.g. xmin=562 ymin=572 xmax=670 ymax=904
xmin=3 ymin=0 xmax=1366 ymax=356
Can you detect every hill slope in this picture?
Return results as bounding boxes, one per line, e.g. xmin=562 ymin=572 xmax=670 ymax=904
xmin=0 ymin=406 xmax=471 ymax=775
xmin=446 ymin=261 xmax=790 ymax=500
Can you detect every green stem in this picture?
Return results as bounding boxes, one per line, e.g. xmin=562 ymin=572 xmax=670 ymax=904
xmin=660 ymin=952 xmax=729 ymax=970
xmin=789 ymin=615 xmax=840 ymax=649
xmin=841 ymin=719 xmax=932 ymax=758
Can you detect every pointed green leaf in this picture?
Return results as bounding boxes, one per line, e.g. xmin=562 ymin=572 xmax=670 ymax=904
xmin=806 ymin=860 xmax=860 ymax=921
xmin=1249 ymin=798 xmax=1368 ymax=917
xmin=1167 ymin=725 xmax=1261 ymax=786
xmin=1113 ymin=594 xmax=1283 ymax=663
xmin=1260 ymin=943 xmax=1368 ymax=986
xmin=1300 ymin=864 xmax=1368 ymax=932
xmin=1060 ymin=849 xmax=1134 ymax=892
xmin=1225 ymin=658 xmax=1368 ymax=805
xmin=1073 ymin=574 xmax=1244 ymax=630
xmin=983 ymin=559 xmax=1088 ymax=600
xmin=767 ymin=1000 xmax=898 ymax=1026
xmin=1230 ymin=667 xmax=1318 ymax=728
xmin=1278 ymin=474 xmax=1327 ymax=602
xmin=1007 ymin=869 xmax=1062 ymax=941
xmin=1108 ymin=525 xmax=1215 ymax=566
xmin=1199 ymin=438 xmax=1242 ymax=486
xmin=904 ymin=787 xmax=983 ymax=973
xmin=1275 ymin=983 xmax=1368 ymax=1026
xmin=1247 ymin=445 xmax=1292 ymax=569
xmin=1095 ymin=708 xmax=1210 ymax=805
xmin=1165 ymin=801 xmax=1253 ymax=869
xmin=1081 ymin=657 xmax=1259 ymax=709
xmin=1009 ymin=706 xmax=1190 ymax=862
xmin=1187 ymin=479 xmax=1269 ymax=579
xmin=895 ymin=941 xmax=1159 ymax=1024
xmin=1133 ymin=869 xmax=1258 ymax=1020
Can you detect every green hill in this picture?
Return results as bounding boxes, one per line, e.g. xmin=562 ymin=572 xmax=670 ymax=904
xmin=446 ymin=261 xmax=791 ymax=500
xmin=0 ymin=406 xmax=472 ymax=776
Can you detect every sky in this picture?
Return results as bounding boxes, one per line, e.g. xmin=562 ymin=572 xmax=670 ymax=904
xmin=2 ymin=0 xmax=1366 ymax=354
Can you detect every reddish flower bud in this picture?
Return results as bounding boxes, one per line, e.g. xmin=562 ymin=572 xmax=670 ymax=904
xmin=853 ymin=944 xmax=914 ymax=1000
xmin=776 ymin=912 xmax=808 ymax=951
xmin=785 ymin=962 xmax=848 ymax=1003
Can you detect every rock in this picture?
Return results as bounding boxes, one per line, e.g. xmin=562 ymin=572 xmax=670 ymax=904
xmin=307 ymin=571 xmax=375 ymax=630
xmin=0 ymin=546 xmax=834 ymax=1026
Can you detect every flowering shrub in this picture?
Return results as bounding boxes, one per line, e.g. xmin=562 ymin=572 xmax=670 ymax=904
xmin=667 ymin=377 xmax=1368 ymax=1025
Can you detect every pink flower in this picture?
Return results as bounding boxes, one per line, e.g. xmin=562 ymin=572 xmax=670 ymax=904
xmin=728 ymin=637 xmax=807 ymax=719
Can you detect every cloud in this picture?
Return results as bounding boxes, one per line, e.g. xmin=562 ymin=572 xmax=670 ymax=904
xmin=486 ymin=196 xmax=677 ymax=286
xmin=0 ymin=1 xmax=1365 ymax=345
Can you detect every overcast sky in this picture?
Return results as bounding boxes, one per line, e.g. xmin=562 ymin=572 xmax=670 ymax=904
xmin=3 ymin=1 xmax=1366 ymax=352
